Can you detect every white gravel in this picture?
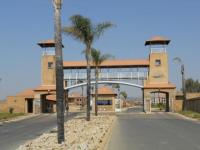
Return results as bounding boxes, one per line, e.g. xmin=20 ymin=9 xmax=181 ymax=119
xmin=17 ymin=115 xmax=116 ymax=150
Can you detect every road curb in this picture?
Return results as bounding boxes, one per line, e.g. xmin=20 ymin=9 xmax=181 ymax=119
xmin=103 ymin=115 xmax=117 ymax=150
xmin=168 ymin=112 xmax=200 ymax=123
xmin=0 ymin=114 xmax=41 ymax=125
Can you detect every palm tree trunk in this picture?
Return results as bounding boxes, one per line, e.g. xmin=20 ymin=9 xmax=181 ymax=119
xmin=95 ymin=67 xmax=98 ymax=116
xmin=54 ymin=1 xmax=65 ymax=143
xmin=81 ymin=86 xmax=84 ymax=108
xmin=65 ymin=89 xmax=69 ymax=116
xmin=86 ymin=46 xmax=91 ymax=121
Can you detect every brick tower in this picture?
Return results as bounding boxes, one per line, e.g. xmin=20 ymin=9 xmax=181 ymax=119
xmin=143 ymin=36 xmax=176 ymax=113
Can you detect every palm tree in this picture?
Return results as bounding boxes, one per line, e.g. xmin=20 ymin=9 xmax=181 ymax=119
xmin=91 ymin=48 xmax=112 ymax=116
xmin=53 ymin=0 xmax=65 ymax=143
xmin=77 ymin=79 xmax=84 ymax=108
xmin=112 ymin=83 xmax=120 ymax=98
xmin=120 ymin=91 xmax=128 ymax=107
xmin=120 ymin=91 xmax=128 ymax=100
xmin=62 ymin=15 xmax=113 ymax=121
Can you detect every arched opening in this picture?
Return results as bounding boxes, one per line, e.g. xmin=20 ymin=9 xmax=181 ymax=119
xmin=64 ymin=80 xmax=143 ymax=90
xmin=40 ymin=93 xmax=56 ymax=113
xmin=150 ymin=91 xmax=169 ymax=112
xmin=64 ymin=80 xmax=144 ymax=113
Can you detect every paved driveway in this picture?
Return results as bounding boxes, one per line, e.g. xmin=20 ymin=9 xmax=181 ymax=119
xmin=0 ymin=113 xmax=77 ymax=150
xmin=107 ymin=109 xmax=200 ymax=150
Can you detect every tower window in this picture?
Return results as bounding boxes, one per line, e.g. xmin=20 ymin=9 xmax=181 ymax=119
xmin=48 ymin=62 xmax=54 ymax=69
xmin=155 ymin=59 xmax=161 ymax=66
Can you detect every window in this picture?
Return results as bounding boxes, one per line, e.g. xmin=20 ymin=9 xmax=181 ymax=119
xmin=97 ymin=100 xmax=112 ymax=105
xmin=155 ymin=59 xmax=161 ymax=66
xmin=48 ymin=62 xmax=54 ymax=69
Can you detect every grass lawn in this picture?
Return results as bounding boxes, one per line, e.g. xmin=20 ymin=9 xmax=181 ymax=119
xmin=0 ymin=113 xmax=24 ymax=121
xmin=179 ymin=111 xmax=200 ymax=120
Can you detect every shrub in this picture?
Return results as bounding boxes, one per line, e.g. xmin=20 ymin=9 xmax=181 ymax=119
xmin=9 ymin=107 xmax=14 ymax=114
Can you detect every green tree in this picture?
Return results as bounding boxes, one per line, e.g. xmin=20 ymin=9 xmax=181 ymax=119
xmin=112 ymin=83 xmax=120 ymax=98
xmin=91 ymin=48 xmax=112 ymax=116
xmin=120 ymin=91 xmax=128 ymax=107
xmin=185 ymin=78 xmax=200 ymax=93
xmin=62 ymin=15 xmax=112 ymax=121
xmin=120 ymin=91 xmax=128 ymax=100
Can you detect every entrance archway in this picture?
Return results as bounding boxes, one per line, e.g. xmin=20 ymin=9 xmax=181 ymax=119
xmin=40 ymin=94 xmax=55 ymax=113
xmin=64 ymin=80 xmax=144 ymax=113
xmin=150 ymin=91 xmax=170 ymax=112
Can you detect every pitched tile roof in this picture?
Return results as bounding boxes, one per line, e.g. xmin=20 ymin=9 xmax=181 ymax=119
xmin=16 ymin=89 xmax=35 ymax=98
xmin=92 ymin=86 xmax=117 ymax=95
xmin=38 ymin=39 xmax=64 ymax=48
xmin=145 ymin=36 xmax=170 ymax=46
xmin=34 ymin=85 xmax=56 ymax=91
xmin=63 ymin=59 xmax=149 ymax=69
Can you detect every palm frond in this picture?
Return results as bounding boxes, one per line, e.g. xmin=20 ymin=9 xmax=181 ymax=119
xmin=71 ymin=15 xmax=93 ymax=44
xmin=91 ymin=48 xmax=113 ymax=66
xmin=91 ymin=48 xmax=101 ymax=66
xmin=94 ymin=22 xmax=113 ymax=39
xmin=62 ymin=27 xmax=84 ymax=42
xmin=63 ymin=14 xmax=94 ymax=45
xmin=99 ymin=54 xmax=112 ymax=64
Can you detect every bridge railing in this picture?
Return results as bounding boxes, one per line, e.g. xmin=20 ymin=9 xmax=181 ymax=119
xmin=64 ymin=71 xmax=148 ymax=84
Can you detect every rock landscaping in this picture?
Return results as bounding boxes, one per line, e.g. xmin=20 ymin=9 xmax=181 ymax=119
xmin=17 ymin=115 xmax=116 ymax=150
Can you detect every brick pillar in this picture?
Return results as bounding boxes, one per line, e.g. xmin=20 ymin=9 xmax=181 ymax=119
xmin=143 ymin=90 xmax=151 ymax=113
xmin=33 ymin=94 xmax=42 ymax=114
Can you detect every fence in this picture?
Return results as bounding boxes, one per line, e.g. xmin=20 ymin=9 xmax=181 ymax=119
xmin=186 ymin=97 xmax=200 ymax=113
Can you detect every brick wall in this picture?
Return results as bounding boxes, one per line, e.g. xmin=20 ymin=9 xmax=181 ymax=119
xmin=0 ymin=101 xmax=8 ymax=112
xmin=173 ymin=100 xmax=183 ymax=112
xmin=0 ymin=96 xmax=26 ymax=113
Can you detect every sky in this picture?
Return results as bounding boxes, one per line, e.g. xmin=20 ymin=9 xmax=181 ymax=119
xmin=0 ymin=0 xmax=200 ymax=99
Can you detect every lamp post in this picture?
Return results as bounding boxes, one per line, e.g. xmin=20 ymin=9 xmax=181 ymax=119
xmin=173 ymin=57 xmax=186 ymax=111
xmin=53 ymin=0 xmax=65 ymax=143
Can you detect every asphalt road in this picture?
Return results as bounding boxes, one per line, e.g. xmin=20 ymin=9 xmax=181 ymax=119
xmin=0 ymin=113 xmax=77 ymax=150
xmin=124 ymin=106 xmax=143 ymax=113
xmin=107 ymin=108 xmax=200 ymax=150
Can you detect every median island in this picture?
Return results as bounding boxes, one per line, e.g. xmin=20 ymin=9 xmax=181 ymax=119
xmin=17 ymin=115 xmax=116 ymax=150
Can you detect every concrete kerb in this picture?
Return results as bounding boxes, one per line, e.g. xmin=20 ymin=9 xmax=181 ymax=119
xmin=0 ymin=113 xmax=41 ymax=125
xmin=168 ymin=112 xmax=200 ymax=124
xmin=103 ymin=115 xmax=117 ymax=150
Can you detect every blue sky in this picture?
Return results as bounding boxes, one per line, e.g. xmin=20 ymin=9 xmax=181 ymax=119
xmin=0 ymin=0 xmax=200 ymax=99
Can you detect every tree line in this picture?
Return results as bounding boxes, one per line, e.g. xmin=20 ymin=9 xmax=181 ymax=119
xmin=186 ymin=78 xmax=200 ymax=93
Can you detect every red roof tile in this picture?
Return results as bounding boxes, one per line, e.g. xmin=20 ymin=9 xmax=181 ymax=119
xmin=92 ymin=86 xmax=117 ymax=95
xmin=63 ymin=59 xmax=149 ymax=69
xmin=38 ymin=39 xmax=64 ymax=48
xmin=34 ymin=85 xmax=56 ymax=91
xmin=16 ymin=89 xmax=35 ymax=98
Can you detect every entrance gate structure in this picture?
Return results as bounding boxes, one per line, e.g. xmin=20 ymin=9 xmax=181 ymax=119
xmin=38 ymin=36 xmax=176 ymax=113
